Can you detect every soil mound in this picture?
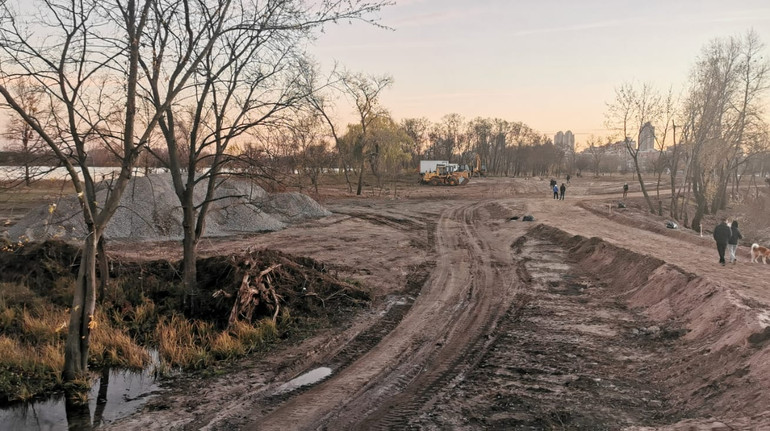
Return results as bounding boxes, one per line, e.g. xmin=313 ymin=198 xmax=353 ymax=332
xmin=527 ymin=224 xmax=770 ymax=427
xmin=0 ymin=240 xmax=80 ymax=305
xmin=5 ymin=174 xmax=331 ymax=241
xmin=109 ymin=247 xmax=370 ymax=327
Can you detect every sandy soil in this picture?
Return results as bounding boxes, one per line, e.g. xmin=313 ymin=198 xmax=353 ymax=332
xmin=104 ymin=176 xmax=770 ymax=430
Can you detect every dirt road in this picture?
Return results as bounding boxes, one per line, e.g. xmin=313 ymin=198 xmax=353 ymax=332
xmin=110 ymin=177 xmax=770 ymax=430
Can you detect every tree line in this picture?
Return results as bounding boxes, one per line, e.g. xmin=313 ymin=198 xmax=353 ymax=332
xmin=604 ymin=30 xmax=770 ymax=232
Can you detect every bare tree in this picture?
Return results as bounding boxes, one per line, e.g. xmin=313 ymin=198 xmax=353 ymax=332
xmin=585 ymin=135 xmax=606 ymax=177
xmin=1 ymin=79 xmax=50 ymax=186
xmin=429 ymin=113 xmax=464 ymax=164
xmin=304 ymin=68 xmax=356 ymax=193
xmin=0 ymin=0 xmax=174 ymax=383
xmin=400 ymin=117 xmax=430 ymax=168
xmin=651 ymin=88 xmax=678 ymax=215
xmin=143 ymin=1 xmax=389 ymax=307
xmin=606 ymin=82 xmax=663 ymax=213
xmin=682 ymin=31 xmax=770 ymax=232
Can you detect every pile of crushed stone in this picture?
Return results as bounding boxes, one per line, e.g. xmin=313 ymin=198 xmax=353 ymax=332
xmin=6 ymin=174 xmax=330 ymax=241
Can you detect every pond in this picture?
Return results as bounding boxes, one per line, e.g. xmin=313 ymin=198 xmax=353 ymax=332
xmin=0 ymin=354 xmax=161 ymax=430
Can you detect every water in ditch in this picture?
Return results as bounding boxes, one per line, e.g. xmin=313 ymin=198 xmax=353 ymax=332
xmin=0 ymin=351 xmax=161 ymax=430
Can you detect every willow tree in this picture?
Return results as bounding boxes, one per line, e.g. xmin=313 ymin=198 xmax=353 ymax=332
xmin=335 ymin=72 xmax=392 ymax=195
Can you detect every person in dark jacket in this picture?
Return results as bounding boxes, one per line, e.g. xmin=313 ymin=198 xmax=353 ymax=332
xmin=713 ymin=219 xmax=731 ymax=266
xmin=728 ymin=220 xmax=743 ymax=264
xmin=559 ymin=183 xmax=566 ymax=200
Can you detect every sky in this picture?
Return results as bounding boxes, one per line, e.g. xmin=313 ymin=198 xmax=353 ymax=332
xmin=309 ymin=0 xmax=770 ymax=146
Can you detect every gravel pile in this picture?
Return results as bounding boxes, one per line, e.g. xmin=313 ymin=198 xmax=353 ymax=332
xmin=7 ymin=174 xmax=330 ymax=241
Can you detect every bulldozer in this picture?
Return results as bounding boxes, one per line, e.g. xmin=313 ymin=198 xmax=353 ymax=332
xmin=421 ymin=163 xmax=469 ymax=186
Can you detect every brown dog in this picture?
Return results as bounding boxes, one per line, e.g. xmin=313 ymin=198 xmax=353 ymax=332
xmin=751 ymin=243 xmax=770 ymax=264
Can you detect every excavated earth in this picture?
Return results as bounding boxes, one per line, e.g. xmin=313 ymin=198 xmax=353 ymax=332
xmin=76 ymin=177 xmax=770 ymax=429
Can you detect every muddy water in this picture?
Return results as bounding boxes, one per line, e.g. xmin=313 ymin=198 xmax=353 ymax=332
xmin=0 ymin=358 xmax=160 ymax=430
xmin=274 ymin=367 xmax=333 ymax=395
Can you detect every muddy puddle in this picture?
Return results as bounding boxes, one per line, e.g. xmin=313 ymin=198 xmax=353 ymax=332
xmin=0 ymin=353 xmax=160 ymax=430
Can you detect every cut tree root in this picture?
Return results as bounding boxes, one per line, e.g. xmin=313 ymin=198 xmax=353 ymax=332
xmin=227 ymin=263 xmax=282 ymax=328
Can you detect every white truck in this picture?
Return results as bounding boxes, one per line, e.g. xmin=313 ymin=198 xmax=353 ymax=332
xmin=419 ymin=160 xmax=450 ymax=174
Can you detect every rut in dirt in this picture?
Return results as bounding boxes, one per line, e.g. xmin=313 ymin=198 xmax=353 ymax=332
xmin=409 ymin=233 xmax=675 ymax=429
xmin=250 ymin=201 xmax=521 ymax=430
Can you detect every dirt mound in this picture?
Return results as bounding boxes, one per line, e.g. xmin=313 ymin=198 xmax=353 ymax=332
xmin=528 ymin=224 xmax=770 ymax=426
xmin=6 ymin=174 xmax=331 ymax=241
xmin=0 ymin=240 xmax=80 ymax=305
xmin=111 ymin=247 xmax=370 ymax=327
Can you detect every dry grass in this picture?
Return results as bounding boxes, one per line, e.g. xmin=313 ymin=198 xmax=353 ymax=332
xmin=0 ymin=282 xmax=41 ymax=310
xmin=156 ymin=314 xmax=210 ymax=370
xmin=231 ymin=318 xmax=278 ymax=349
xmin=155 ymin=314 xmax=281 ymax=370
xmin=210 ymin=331 xmax=245 ymax=360
xmin=20 ymin=308 xmax=67 ymax=344
xmin=90 ymin=309 xmax=150 ymax=370
xmin=0 ymin=306 xmax=15 ymax=330
xmin=0 ymin=335 xmax=64 ymax=402
xmin=131 ymin=299 xmax=156 ymax=327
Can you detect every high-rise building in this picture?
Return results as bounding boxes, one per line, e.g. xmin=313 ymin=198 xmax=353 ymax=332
xmin=639 ymin=122 xmax=655 ymax=152
xmin=554 ymin=131 xmax=564 ymax=146
xmin=554 ymin=130 xmax=575 ymax=152
xmin=564 ymin=130 xmax=575 ymax=152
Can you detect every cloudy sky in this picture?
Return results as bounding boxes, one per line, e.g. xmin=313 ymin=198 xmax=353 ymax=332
xmin=310 ymin=0 xmax=770 ymax=145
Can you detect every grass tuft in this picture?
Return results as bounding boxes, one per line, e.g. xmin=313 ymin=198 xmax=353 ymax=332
xmin=0 ymin=334 xmax=64 ymax=402
xmin=89 ymin=309 xmax=149 ymax=370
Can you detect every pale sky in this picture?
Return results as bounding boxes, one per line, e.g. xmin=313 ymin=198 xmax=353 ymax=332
xmin=310 ymin=0 xmax=770 ymax=145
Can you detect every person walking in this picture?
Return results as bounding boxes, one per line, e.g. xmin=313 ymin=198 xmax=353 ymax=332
xmin=552 ymin=184 xmax=559 ymax=199
xmin=728 ymin=220 xmax=743 ymax=264
xmin=559 ymin=183 xmax=566 ymax=200
xmin=713 ymin=218 xmax=731 ymax=266
xmin=622 ymin=182 xmax=628 ymax=199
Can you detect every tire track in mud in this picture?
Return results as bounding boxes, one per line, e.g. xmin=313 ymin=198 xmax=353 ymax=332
xmin=249 ymin=201 xmax=520 ymax=430
xmin=323 ymin=201 xmax=521 ymax=429
xmin=411 ymin=234 xmax=674 ymax=429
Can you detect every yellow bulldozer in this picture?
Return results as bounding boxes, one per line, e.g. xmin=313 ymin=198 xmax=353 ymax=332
xmin=421 ymin=163 xmax=470 ymax=186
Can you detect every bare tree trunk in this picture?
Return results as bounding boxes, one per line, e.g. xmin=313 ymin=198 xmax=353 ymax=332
xmin=691 ymin=169 xmax=708 ymax=233
xmin=631 ymin=153 xmax=656 ymax=213
xmin=182 ymin=203 xmax=198 ymax=314
xmin=97 ymin=237 xmax=109 ymax=301
xmin=63 ymin=231 xmax=99 ymax=382
xmin=356 ymin=158 xmax=365 ymax=196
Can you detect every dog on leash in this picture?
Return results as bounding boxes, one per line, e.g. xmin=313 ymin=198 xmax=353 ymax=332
xmin=751 ymin=243 xmax=770 ymax=264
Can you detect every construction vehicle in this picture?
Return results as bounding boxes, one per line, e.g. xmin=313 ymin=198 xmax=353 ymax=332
xmin=419 ymin=160 xmax=450 ymax=174
xmin=472 ymin=153 xmax=487 ymax=177
xmin=420 ymin=162 xmax=469 ymax=186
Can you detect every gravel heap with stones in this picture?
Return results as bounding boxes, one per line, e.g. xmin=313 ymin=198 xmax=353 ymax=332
xmin=6 ymin=174 xmax=330 ymax=241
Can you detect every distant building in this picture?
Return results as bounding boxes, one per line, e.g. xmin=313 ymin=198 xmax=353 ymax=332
xmin=638 ymin=122 xmax=655 ymax=152
xmin=554 ymin=131 xmax=564 ymax=146
xmin=553 ymin=130 xmax=575 ymax=152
